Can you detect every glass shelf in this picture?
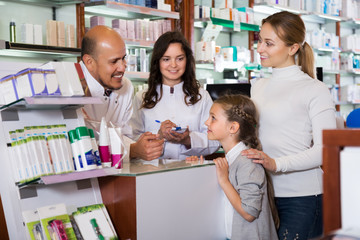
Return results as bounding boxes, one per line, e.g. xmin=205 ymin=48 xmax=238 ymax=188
xmin=253 ymin=2 xmax=308 ymax=15
xmin=208 ymin=17 xmax=259 ymax=31
xmin=125 ymin=39 xmax=155 ymax=49
xmin=17 ymin=160 xmax=214 ymax=188
xmin=114 ymin=159 xmax=214 ymax=177
xmin=254 ymin=2 xmax=348 ymax=24
xmin=85 ymin=0 xmax=179 ymax=20
xmin=196 ymin=62 xmax=261 ymax=71
xmin=124 ymin=71 xmax=149 ymax=80
xmin=341 ymin=50 xmax=360 ymax=55
xmin=0 ymin=40 xmax=81 ymax=59
xmin=0 ymin=97 xmax=103 ymax=111
xmin=313 ymin=47 xmax=341 ymax=53
xmin=17 ymin=167 xmax=121 ymax=188
xmin=323 ymin=69 xmax=340 ymax=74
xmin=335 ymin=101 xmax=360 ymax=105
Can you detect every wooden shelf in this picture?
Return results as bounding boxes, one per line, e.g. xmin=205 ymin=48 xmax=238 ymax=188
xmin=85 ymin=1 xmax=179 ymax=20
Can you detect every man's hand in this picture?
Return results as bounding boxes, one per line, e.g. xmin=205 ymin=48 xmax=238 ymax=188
xmin=130 ymin=132 xmax=164 ymax=160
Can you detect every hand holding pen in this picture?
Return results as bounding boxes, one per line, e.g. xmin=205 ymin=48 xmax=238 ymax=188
xmin=156 ymin=120 xmax=191 ymax=148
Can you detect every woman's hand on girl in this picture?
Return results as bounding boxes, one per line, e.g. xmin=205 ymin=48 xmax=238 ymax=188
xmin=241 ymin=149 xmax=277 ymax=172
xmin=214 ymin=157 xmax=230 ymax=187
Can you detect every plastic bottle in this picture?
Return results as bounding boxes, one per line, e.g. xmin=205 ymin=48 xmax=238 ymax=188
xmin=108 ymin=127 xmax=123 ymax=169
xmin=68 ymin=130 xmax=84 ymax=171
xmin=88 ymin=128 xmax=102 ymax=168
xmin=76 ymin=127 xmax=97 ymax=170
xmin=99 ymin=117 xmax=111 ymax=168
xmin=9 ymin=20 xmax=16 ymax=42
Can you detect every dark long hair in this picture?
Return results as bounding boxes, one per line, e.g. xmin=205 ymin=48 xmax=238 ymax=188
xmin=142 ymin=31 xmax=201 ymax=109
xmin=215 ymin=94 xmax=280 ymax=229
xmin=262 ymin=11 xmax=315 ymax=79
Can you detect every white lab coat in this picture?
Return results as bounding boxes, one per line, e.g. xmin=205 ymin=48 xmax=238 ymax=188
xmin=130 ymin=81 xmax=220 ymax=160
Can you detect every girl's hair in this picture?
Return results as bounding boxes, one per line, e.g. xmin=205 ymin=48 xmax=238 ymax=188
xmin=142 ymin=31 xmax=201 ymax=109
xmin=214 ymin=94 xmax=261 ymax=150
xmin=262 ymin=11 xmax=315 ymax=79
xmin=215 ymin=94 xmax=280 ymax=229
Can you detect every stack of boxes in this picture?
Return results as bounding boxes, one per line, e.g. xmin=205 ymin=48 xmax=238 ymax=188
xmin=0 ymin=62 xmax=86 ymax=105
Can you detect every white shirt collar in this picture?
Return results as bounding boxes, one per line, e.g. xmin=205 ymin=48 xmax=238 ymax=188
xmin=80 ymin=61 xmax=105 ymax=98
xmin=157 ymin=81 xmax=184 ymax=95
xmin=225 ymin=141 xmax=248 ymax=165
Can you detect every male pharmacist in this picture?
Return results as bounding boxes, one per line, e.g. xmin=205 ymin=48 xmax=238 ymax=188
xmin=80 ymin=25 xmax=164 ymax=160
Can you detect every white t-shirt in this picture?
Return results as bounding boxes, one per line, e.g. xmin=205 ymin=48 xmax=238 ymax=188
xmin=251 ymin=65 xmax=336 ymax=197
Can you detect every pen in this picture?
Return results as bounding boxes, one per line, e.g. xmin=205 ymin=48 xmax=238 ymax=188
xmin=155 ymin=120 xmax=182 ymax=131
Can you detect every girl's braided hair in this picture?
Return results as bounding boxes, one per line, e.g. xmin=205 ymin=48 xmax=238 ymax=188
xmin=215 ymin=94 xmax=261 ymax=150
xmin=215 ymin=94 xmax=280 ymax=229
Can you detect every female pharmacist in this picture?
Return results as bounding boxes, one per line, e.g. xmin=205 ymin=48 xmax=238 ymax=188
xmin=130 ymin=31 xmax=220 ymax=160
xmin=241 ymin=11 xmax=336 ymax=240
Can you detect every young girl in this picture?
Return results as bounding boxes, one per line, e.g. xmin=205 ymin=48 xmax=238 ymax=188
xmin=205 ymin=94 xmax=278 ymax=240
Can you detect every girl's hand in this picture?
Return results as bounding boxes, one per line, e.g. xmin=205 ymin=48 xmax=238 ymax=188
xmin=241 ymin=149 xmax=277 ymax=172
xmin=185 ymin=155 xmax=204 ymax=163
xmin=214 ymin=157 xmax=229 ymax=186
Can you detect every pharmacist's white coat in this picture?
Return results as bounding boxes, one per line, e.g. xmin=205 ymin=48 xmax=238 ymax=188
xmin=80 ymin=61 xmax=134 ymax=161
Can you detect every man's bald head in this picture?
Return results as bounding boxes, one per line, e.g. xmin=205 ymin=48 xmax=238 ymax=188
xmin=81 ymin=25 xmax=124 ymax=60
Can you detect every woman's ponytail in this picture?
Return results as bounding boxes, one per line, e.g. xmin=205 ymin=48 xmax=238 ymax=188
xmin=297 ymin=42 xmax=316 ymax=79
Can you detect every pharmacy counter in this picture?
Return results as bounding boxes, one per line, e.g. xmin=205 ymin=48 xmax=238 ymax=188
xmin=98 ymin=159 xmax=226 ymax=240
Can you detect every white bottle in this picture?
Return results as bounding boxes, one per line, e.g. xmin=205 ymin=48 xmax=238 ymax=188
xmin=68 ymin=130 xmax=84 ymax=171
xmin=76 ymin=126 xmax=97 ymax=170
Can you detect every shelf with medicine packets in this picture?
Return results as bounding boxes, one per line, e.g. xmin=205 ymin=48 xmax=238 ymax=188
xmin=341 ymin=49 xmax=360 ymax=55
xmin=253 ymin=2 xmax=348 ymax=24
xmin=196 ymin=62 xmax=262 ymax=71
xmin=0 ymin=97 xmax=103 ymax=111
xmin=124 ymin=71 xmax=149 ymax=81
xmin=313 ymin=47 xmax=342 ymax=53
xmin=84 ymin=0 xmax=179 ymax=20
xmin=16 ymin=167 xmax=121 ymax=189
xmin=322 ymin=69 xmax=360 ymax=76
xmin=0 ymin=40 xmax=81 ymax=60
xmin=1 ymin=0 xmax=89 ymax=7
xmin=125 ymin=39 xmax=156 ymax=49
xmin=194 ymin=18 xmax=260 ymax=32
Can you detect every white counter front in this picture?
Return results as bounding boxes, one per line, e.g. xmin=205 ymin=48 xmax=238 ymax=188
xmin=98 ymin=159 xmax=226 ymax=240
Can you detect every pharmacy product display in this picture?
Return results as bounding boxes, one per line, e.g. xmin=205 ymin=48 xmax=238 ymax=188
xmin=7 ymin=121 xmax=126 ymax=185
xmin=23 ymin=203 xmax=118 ymax=240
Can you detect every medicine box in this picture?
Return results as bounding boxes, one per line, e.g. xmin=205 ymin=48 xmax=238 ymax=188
xmin=0 ymin=74 xmax=18 ymax=105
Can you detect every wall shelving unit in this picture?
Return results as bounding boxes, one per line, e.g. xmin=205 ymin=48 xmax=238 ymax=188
xmin=0 ymin=96 xmax=116 ymax=239
xmin=81 ymin=0 xmax=179 ymax=83
xmin=194 ymin=1 xmax=261 ymax=85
